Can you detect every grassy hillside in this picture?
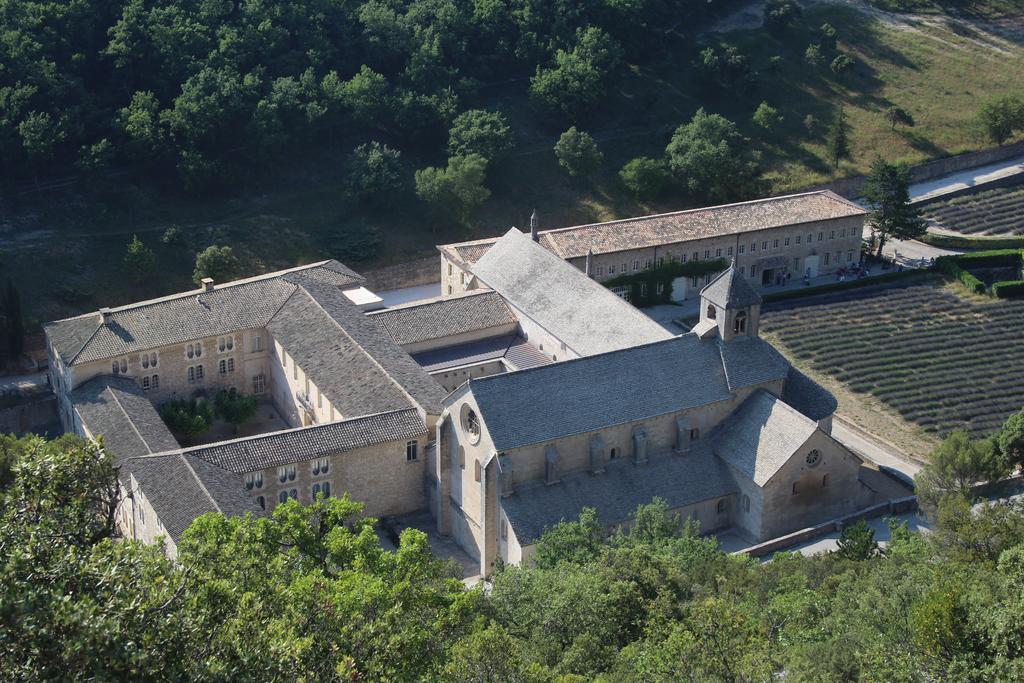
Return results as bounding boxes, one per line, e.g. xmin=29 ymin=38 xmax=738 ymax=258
xmin=3 ymin=0 xmax=1023 ymax=326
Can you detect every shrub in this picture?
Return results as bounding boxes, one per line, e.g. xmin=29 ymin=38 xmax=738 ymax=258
xmin=345 ymin=141 xmax=404 ymax=204
xmin=554 ymin=127 xmax=603 ymax=178
xmin=752 ymin=102 xmax=783 ymax=132
xmin=447 ymin=109 xmax=513 ymax=160
xmin=160 ymin=398 xmax=213 ymax=437
xmin=993 ymin=280 xmax=1024 ymax=299
xmin=214 ymin=389 xmax=258 ymax=432
xmin=193 ymin=245 xmax=240 ymax=285
xmin=619 ymin=157 xmax=671 ymax=199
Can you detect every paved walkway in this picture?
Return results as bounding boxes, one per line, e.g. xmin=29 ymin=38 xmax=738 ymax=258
xmin=831 ymin=417 xmax=921 ymax=482
xmin=908 ymin=156 xmax=1024 ymax=203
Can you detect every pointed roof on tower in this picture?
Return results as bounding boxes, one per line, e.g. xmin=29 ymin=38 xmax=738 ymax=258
xmin=700 ymin=261 xmax=761 ymax=310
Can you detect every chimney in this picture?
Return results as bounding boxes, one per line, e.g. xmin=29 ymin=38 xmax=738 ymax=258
xmin=530 ymin=209 xmax=539 ymax=242
xmin=585 ymin=248 xmax=594 ymax=277
xmin=99 ymin=307 xmax=112 ymax=324
xmin=201 ymin=277 xmax=215 ymax=292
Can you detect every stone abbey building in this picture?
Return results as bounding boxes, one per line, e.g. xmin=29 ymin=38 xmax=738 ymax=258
xmin=45 ymin=194 xmax=884 ymax=573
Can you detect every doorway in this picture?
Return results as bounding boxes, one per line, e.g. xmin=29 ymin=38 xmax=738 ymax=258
xmin=761 ymin=268 xmax=774 ymax=286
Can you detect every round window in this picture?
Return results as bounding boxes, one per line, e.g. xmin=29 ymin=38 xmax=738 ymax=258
xmin=461 ymin=404 xmax=482 ymax=445
xmin=805 ymin=449 xmax=822 ymax=468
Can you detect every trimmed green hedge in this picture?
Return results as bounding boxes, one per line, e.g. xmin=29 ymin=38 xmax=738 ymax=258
xmin=993 ymin=280 xmax=1024 ymax=299
xmin=935 ymin=249 xmax=1024 ymax=297
xmin=762 ymin=270 xmax=931 ymax=303
xmin=604 ymin=258 xmax=729 ymax=307
xmin=918 ymin=233 xmax=1024 ymax=250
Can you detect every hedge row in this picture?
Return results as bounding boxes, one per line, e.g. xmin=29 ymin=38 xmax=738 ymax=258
xmin=935 ymin=256 xmax=987 ymax=294
xmin=935 ymin=249 xmax=1024 ymax=298
xmin=762 ymin=270 xmax=931 ymax=304
xmin=918 ymin=233 xmax=1024 ymax=250
xmin=993 ymin=280 xmax=1024 ymax=298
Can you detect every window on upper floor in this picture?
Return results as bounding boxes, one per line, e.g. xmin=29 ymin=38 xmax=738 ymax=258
xmin=840 ymin=228 xmax=846 ymax=237
xmin=796 ymin=235 xmax=802 ymax=244
xmin=187 ymin=365 xmax=204 ymax=383
xmin=762 ymin=241 xmax=768 ymax=251
xmin=645 ymin=259 xmax=653 ymax=269
xmin=474 ymin=459 xmax=481 ymax=483
xmin=727 ymin=246 xmax=734 ymax=256
xmin=621 ymin=262 xmax=627 ymax=273
xmin=785 ymin=237 xmax=790 ymax=246
xmin=141 ymin=352 xmax=158 ymax=369
xmin=715 ymin=248 xmax=722 ymax=257
xmin=608 ymin=264 xmax=616 ymax=274
xmin=312 ymin=458 xmax=330 ymax=476
xmin=278 ymin=490 xmax=289 ymax=504
xmin=277 ymin=465 xmax=296 ymax=483
xmin=808 ymin=233 xmax=813 ymax=243
xmin=245 ymin=473 xmax=264 ymax=490
xmin=818 ymin=232 xmax=824 ymax=242
xmin=186 ymin=342 xmax=202 ymax=359
xmin=742 ymin=495 xmax=750 ymax=512
xmin=150 ymin=374 xmax=159 ymax=391
xmin=500 ymin=518 xmax=508 ymax=540
xmin=112 ymin=358 xmax=127 ymax=375
xmin=738 ymin=244 xmax=745 ymax=254
xmin=829 ymin=230 xmax=835 ymax=240
xmin=750 ymin=242 xmax=757 ymax=252
xmin=773 ymin=239 xmax=779 ymax=249
xmin=257 ymin=495 xmax=266 ymax=510
xmin=218 ymin=358 xmax=235 ymax=374
xmin=406 ymin=440 xmax=418 ymax=462
xmin=252 ymin=334 xmax=263 ymax=352
xmin=692 ymin=251 xmax=699 ymax=261
xmin=217 ymin=336 xmax=234 ymax=353
xmin=633 ymin=260 xmax=640 ymax=271
xmin=690 ymin=428 xmax=700 ymax=441
xmin=704 ymin=249 xmax=711 ymax=259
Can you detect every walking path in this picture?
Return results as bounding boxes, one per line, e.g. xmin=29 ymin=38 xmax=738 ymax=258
xmin=908 ymin=156 xmax=1024 ymax=204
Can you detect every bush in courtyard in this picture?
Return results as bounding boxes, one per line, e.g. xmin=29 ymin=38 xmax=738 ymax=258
xmin=214 ymin=389 xmax=258 ymax=433
xmin=160 ymin=398 xmax=213 ymax=437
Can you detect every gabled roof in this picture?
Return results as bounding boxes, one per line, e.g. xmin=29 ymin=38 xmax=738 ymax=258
xmin=701 ymin=263 xmax=762 ymax=310
xmin=274 ymin=279 xmax=447 ymax=416
xmin=45 ymin=261 xmax=364 ymax=366
xmin=439 ymin=190 xmax=866 ymax=264
xmin=173 ymin=408 xmax=426 ymax=473
xmin=712 ymin=390 xmax=819 ymax=486
xmin=126 ymin=453 xmax=261 ymax=543
xmin=70 ymin=375 xmax=180 ymax=464
xmin=781 ymin=366 xmax=838 ymax=422
xmin=369 ymin=290 xmax=517 ymax=346
xmin=470 ymin=228 xmax=673 ymax=357
xmin=409 ymin=334 xmax=551 ymax=373
xmin=501 ymin=442 xmax=737 ymax=544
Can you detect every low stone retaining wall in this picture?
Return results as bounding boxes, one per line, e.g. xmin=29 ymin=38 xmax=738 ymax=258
xmin=0 ymin=395 xmax=60 ymax=437
xmin=913 ymin=168 xmax=1024 ymax=207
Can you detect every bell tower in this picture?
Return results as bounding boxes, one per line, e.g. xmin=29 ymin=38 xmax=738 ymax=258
xmin=697 ymin=261 xmax=762 ymax=342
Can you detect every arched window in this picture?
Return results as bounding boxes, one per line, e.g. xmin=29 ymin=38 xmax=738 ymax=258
xmin=610 ymin=447 xmax=619 ymax=460
xmin=734 ymin=310 xmax=748 ymax=334
xmin=716 ymin=499 xmax=726 ymax=514
xmin=707 ymin=304 xmax=717 ymax=320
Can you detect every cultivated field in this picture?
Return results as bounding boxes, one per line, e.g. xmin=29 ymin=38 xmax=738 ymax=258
xmin=923 ymin=184 xmax=1024 ymax=235
xmin=760 ymin=277 xmax=1024 ymax=447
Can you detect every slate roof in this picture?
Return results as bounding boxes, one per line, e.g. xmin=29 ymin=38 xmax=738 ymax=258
xmin=701 ymin=264 xmax=763 ymax=310
xmin=276 ymin=279 xmax=448 ymax=415
xmin=45 ymin=261 xmax=364 ymax=366
xmin=470 ymin=228 xmax=673 ymax=357
xmin=410 ymin=334 xmax=551 ymax=373
xmin=781 ymin=366 xmax=839 ymax=422
xmin=712 ymin=390 xmax=818 ymax=486
xmin=177 ymin=409 xmax=426 ymax=473
xmin=501 ymin=443 xmax=737 ymax=544
xmin=718 ymin=336 xmax=790 ymax=391
xmin=70 ymin=375 xmax=180 ymax=464
xmin=440 ymin=191 xmax=866 ymax=264
xmin=125 ymin=453 xmax=262 ymax=543
xmin=369 ymin=291 xmax=517 ymax=346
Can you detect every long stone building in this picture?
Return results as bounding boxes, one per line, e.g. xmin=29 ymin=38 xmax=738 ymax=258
xmin=439 ymin=189 xmax=867 ymax=302
xmin=45 ymin=199 xmax=887 ymax=572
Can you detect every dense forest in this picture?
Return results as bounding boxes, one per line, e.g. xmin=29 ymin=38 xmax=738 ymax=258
xmin=0 ymin=0 xmax=743 ymax=191
xmin=2 ymin=419 xmax=1024 ymax=681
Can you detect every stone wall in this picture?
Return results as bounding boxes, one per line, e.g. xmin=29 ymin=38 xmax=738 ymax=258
xmin=0 ymin=396 xmax=59 ymax=436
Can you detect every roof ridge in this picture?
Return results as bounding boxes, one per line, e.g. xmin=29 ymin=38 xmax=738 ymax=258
xmin=367 ymin=289 xmax=494 ymax=315
xmin=66 ymin=316 xmax=104 ymax=365
xmin=103 ymin=382 xmax=168 ymax=455
xmin=178 ymin=453 xmax=223 ymax=513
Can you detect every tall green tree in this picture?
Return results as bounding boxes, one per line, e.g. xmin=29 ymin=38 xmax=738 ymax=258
xmin=977 ymin=95 xmax=1024 ymax=146
xmin=415 ymin=154 xmax=491 ymax=224
xmin=447 ymin=109 xmax=513 ymax=160
xmin=665 ymin=108 xmax=759 ymax=202
xmin=886 ymin=105 xmax=915 ymax=131
xmin=997 ymin=409 xmax=1024 ymax=469
xmin=124 ymin=234 xmax=156 ymax=282
xmin=915 ymin=430 xmax=1008 ymax=514
xmin=553 ymin=126 xmax=603 ymax=178
xmin=193 ymin=245 xmax=241 ymax=285
xmin=826 ymin=106 xmax=851 ymax=168
xmin=861 ymin=157 xmax=926 ymax=258
xmin=345 ymin=141 xmax=404 ymax=204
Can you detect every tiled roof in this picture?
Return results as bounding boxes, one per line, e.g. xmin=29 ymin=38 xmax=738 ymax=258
xmin=467 ymin=333 xmax=794 ymax=452
xmin=70 ymin=375 xmax=180 ymax=464
xmin=282 ymin=279 xmax=448 ymax=415
xmin=178 ymin=409 xmax=426 ymax=473
xmin=781 ymin=366 xmax=838 ymax=422
xmin=126 ymin=453 xmax=261 ymax=542
xmin=45 ymin=261 xmax=364 ymax=366
xmin=470 ymin=229 xmax=673 ymax=357
xmin=501 ymin=444 xmax=737 ymax=544
xmin=701 ymin=264 xmax=762 ymax=310
xmin=369 ymin=291 xmax=517 ymax=346
xmin=267 ymin=288 xmax=416 ymax=417
xmin=712 ymin=390 xmax=818 ymax=485
xmin=440 ymin=191 xmax=866 ymax=264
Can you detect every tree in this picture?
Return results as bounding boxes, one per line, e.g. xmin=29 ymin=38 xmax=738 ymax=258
xmin=532 ymin=507 xmax=605 ymax=568
xmin=443 ymin=623 xmax=527 ymax=683
xmin=886 ymin=105 xmax=916 ymax=131
xmin=764 ymin=0 xmax=803 ymax=33
xmin=124 ymin=234 xmax=156 ymax=282
xmin=447 ymin=109 xmax=513 ymax=160
xmin=530 ymin=27 xmax=622 ymax=120
xmin=804 ymin=43 xmax=823 ymax=67
xmin=346 ymin=141 xmax=404 ymax=204
xmin=553 ymin=127 xmax=603 ymax=178
xmin=665 ymin=108 xmax=759 ymax=202
xmin=415 ymin=154 xmax=491 ymax=223
xmin=3 ymin=279 xmax=24 ymax=362
xmin=119 ymin=91 xmax=165 ymax=157
xmin=818 ymin=23 xmax=838 ymax=51
xmin=825 ymin=106 xmax=851 ymax=168
xmin=836 ymin=519 xmax=880 ymax=560
xmin=214 ymin=389 xmax=258 ymax=433
xmin=619 ymin=157 xmax=671 ymax=199
xmin=752 ymin=101 xmax=783 ymax=132
xmin=18 ymin=111 xmax=64 ymax=185
xmin=193 ymin=245 xmax=240 ymax=285
xmin=977 ymin=96 xmax=1024 ymax=146
xmin=830 ymin=53 xmax=854 ymax=78
xmin=160 ymin=398 xmax=214 ymax=438
xmin=915 ymin=430 xmax=1009 ymax=514
xmin=861 ymin=157 xmax=926 ymax=258
xmin=997 ymin=409 xmax=1024 ymax=470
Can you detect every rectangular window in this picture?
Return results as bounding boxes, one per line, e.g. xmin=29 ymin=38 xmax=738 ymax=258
xmin=784 ymin=237 xmax=790 ymax=246
xmin=644 ymin=259 xmax=652 ymax=269
xmin=313 ymin=481 xmax=331 ymax=499
xmin=773 ymin=239 xmax=779 ymax=249
xmin=406 ymin=440 xmax=418 ymax=462
xmin=727 ymin=246 xmax=733 ymax=256
xmin=691 ymin=276 xmax=699 ymax=288
xmin=704 ymin=249 xmax=710 ymax=259
xmin=500 ymin=518 xmax=508 ymax=540
xmin=796 ymin=235 xmax=802 ymax=244
xmin=829 ymin=230 xmax=835 ymax=240
xmin=253 ymin=374 xmax=266 ymax=394
xmin=692 ymin=251 xmax=699 ymax=261
xmin=738 ymin=245 xmax=745 ymax=254
xmin=761 ymin=241 xmax=768 ymax=251
xmin=847 ymin=250 xmax=854 ymax=262
xmin=293 ymin=363 xmax=298 ymax=381
xmin=252 ymin=335 xmax=263 ymax=352
xmin=633 ymin=260 xmax=639 ymax=271
xmin=840 ymin=228 xmax=846 ymax=238
xmin=715 ymin=248 xmax=722 ymax=257
xmin=640 ymin=282 xmax=648 ymax=297
xmin=608 ymin=264 xmax=616 ymax=274
xmin=142 ymin=376 xmax=151 ymax=391
xmin=750 ymin=242 xmax=757 ymax=252
xmin=808 ymin=233 xmax=813 ymax=243
xmin=818 ymin=232 xmax=824 ymax=242
xmin=824 ymin=253 xmax=831 ymax=265
xmin=317 ymin=389 xmax=322 ymax=409
xmin=621 ymin=262 xmax=627 ymax=273
xmin=680 ymin=252 xmax=688 ymax=262
xmin=460 ymin=271 xmax=465 ymax=284
xmin=151 ymin=374 xmax=159 ymax=390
